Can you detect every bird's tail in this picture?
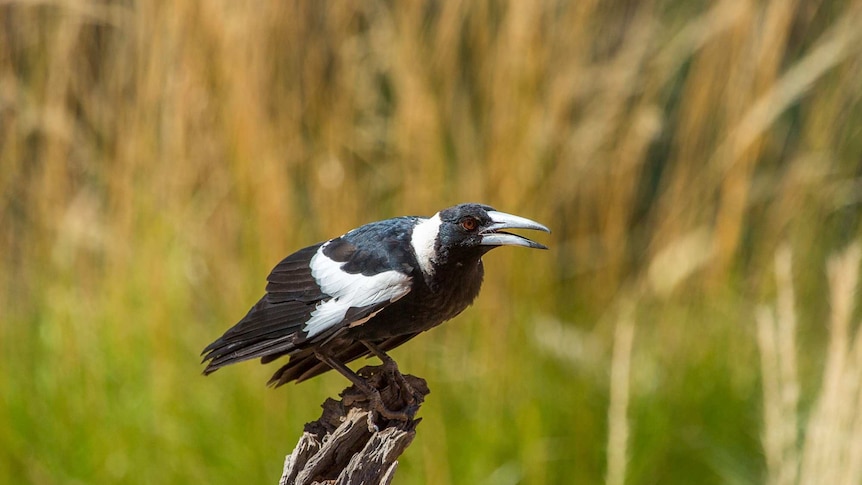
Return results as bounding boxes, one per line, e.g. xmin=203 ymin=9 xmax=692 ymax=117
xmin=201 ymin=298 xmax=313 ymax=374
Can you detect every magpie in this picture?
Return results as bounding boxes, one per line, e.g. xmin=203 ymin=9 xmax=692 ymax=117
xmin=201 ymin=203 xmax=549 ymax=417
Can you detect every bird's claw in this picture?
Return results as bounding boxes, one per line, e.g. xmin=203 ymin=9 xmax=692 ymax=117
xmin=378 ymin=357 xmax=417 ymax=405
xmin=364 ymin=388 xmax=412 ymax=432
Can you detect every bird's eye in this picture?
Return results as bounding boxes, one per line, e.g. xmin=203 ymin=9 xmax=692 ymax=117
xmin=460 ymin=217 xmax=478 ymax=231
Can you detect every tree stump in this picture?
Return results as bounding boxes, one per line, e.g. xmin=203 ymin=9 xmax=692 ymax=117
xmin=279 ymin=365 xmax=430 ymax=485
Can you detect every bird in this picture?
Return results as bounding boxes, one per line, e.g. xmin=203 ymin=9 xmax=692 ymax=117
xmin=201 ymin=203 xmax=549 ymax=418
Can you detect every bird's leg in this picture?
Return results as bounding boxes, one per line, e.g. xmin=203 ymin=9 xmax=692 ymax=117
xmin=313 ymin=350 xmax=410 ymax=428
xmin=360 ymin=341 xmax=416 ymax=405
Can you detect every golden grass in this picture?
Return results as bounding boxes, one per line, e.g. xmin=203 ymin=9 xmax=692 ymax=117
xmin=2 ymin=1 xmax=862 ymax=484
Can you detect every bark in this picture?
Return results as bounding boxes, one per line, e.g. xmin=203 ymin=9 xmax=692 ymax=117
xmin=279 ymin=365 xmax=429 ymax=485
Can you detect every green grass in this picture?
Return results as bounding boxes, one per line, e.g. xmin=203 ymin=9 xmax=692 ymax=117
xmin=2 ymin=1 xmax=862 ymax=484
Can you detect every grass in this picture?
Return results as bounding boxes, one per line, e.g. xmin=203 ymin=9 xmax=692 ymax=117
xmin=757 ymin=244 xmax=862 ymax=485
xmin=2 ymin=1 xmax=862 ymax=484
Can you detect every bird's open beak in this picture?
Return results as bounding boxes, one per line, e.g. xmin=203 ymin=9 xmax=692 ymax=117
xmin=480 ymin=211 xmax=551 ymax=249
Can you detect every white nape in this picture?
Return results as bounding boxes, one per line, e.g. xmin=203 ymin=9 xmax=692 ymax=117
xmin=410 ymin=212 xmax=441 ymax=276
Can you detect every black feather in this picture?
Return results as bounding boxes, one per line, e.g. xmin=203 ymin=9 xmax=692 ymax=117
xmin=267 ymin=333 xmax=421 ymax=387
xmin=201 ymin=220 xmax=419 ymax=376
xmin=201 ymin=245 xmax=326 ymax=374
xmin=201 ymin=203 xmax=549 ymax=387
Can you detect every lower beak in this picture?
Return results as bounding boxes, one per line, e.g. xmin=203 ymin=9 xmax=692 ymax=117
xmin=479 ymin=210 xmax=551 ymax=250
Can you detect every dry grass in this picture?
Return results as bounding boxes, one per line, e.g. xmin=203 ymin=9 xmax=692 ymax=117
xmin=758 ymin=244 xmax=862 ymax=485
xmin=2 ymin=1 xmax=862 ymax=484
xmin=606 ymin=299 xmax=635 ymax=485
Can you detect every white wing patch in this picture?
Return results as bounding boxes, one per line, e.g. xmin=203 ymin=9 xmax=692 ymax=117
xmin=410 ymin=212 xmax=441 ymax=276
xmin=303 ymin=242 xmax=412 ymax=339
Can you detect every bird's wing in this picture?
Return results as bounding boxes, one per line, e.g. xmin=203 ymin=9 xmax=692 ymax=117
xmin=202 ymin=228 xmax=415 ymax=374
xmin=297 ymin=236 xmax=413 ymax=342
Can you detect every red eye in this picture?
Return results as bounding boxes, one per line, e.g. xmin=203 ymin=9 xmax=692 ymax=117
xmin=460 ymin=218 xmax=478 ymax=231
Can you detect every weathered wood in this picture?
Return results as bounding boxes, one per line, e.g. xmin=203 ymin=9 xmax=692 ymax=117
xmin=279 ymin=365 xmax=429 ymax=485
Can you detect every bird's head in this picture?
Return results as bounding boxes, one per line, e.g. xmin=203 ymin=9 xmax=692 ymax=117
xmin=411 ymin=203 xmax=550 ymax=275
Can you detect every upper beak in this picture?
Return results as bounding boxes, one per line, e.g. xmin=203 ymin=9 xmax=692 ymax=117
xmin=479 ymin=210 xmax=551 ymax=250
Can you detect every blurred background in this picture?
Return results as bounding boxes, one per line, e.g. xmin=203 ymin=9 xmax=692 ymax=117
xmin=2 ymin=1 xmax=862 ymax=484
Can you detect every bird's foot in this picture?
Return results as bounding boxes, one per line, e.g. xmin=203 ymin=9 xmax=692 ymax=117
xmin=359 ymin=341 xmax=418 ymax=405
xmin=345 ymin=365 xmax=426 ymax=431
xmin=378 ymin=357 xmax=417 ymax=405
xmin=343 ymin=381 xmax=413 ymax=432
xmin=366 ymin=388 xmax=412 ymax=428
